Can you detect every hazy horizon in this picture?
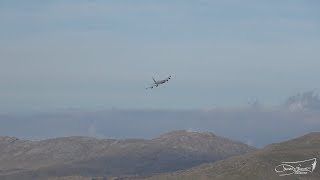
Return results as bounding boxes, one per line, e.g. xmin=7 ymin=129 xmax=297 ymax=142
xmin=1 ymin=91 xmax=319 ymax=148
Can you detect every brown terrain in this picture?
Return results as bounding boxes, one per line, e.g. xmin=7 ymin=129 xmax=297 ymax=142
xmin=137 ymin=132 xmax=320 ymax=180
xmin=0 ymin=130 xmax=254 ymax=180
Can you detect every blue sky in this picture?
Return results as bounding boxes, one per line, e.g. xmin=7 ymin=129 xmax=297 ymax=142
xmin=1 ymin=0 xmax=320 ymax=111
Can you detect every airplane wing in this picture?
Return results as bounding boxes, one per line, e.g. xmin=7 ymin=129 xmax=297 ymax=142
xmin=146 ymin=85 xmax=156 ymax=89
xmin=165 ymin=76 xmax=171 ymax=81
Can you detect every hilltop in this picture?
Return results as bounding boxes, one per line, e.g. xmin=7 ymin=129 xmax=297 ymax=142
xmin=141 ymin=132 xmax=320 ymax=180
xmin=0 ymin=130 xmax=254 ymax=180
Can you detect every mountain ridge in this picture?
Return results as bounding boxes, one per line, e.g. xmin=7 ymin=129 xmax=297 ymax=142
xmin=0 ymin=130 xmax=255 ymax=180
xmin=138 ymin=131 xmax=320 ymax=180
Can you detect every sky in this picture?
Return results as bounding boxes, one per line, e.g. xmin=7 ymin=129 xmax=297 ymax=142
xmin=1 ymin=0 xmax=320 ymax=112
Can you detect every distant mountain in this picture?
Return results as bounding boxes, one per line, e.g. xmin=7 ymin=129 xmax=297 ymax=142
xmin=0 ymin=130 xmax=254 ymax=180
xmin=141 ymin=132 xmax=320 ymax=180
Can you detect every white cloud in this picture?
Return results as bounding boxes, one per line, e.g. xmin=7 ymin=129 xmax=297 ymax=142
xmin=246 ymin=139 xmax=254 ymax=146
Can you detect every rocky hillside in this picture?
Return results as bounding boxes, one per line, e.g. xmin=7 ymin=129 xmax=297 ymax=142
xmin=0 ymin=130 xmax=254 ymax=180
xmin=142 ymin=132 xmax=320 ymax=180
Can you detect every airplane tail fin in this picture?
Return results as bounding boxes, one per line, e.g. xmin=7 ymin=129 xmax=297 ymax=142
xmin=152 ymin=77 xmax=156 ymax=83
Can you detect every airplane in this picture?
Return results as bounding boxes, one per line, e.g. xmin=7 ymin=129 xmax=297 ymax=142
xmin=146 ymin=76 xmax=171 ymax=89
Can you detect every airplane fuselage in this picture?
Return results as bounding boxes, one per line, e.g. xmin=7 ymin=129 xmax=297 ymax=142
xmin=155 ymin=80 xmax=166 ymax=84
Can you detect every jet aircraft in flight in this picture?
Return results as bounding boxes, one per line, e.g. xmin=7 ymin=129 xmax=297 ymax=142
xmin=146 ymin=76 xmax=171 ymax=89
